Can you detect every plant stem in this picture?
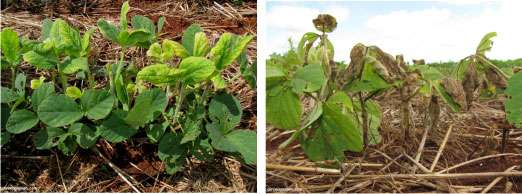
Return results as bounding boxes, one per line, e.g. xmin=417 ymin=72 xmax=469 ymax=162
xmin=358 ymin=93 xmax=369 ymax=150
xmin=172 ymin=84 xmax=185 ymax=129
xmin=10 ymin=67 xmax=16 ymax=89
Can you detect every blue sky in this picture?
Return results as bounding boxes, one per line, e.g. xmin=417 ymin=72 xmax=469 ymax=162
xmin=265 ymin=1 xmax=521 ymax=63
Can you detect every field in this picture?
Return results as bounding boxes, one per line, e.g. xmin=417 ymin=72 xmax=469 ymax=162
xmin=266 ymin=14 xmax=522 ymax=193
xmin=1 ymin=0 xmax=257 ymax=192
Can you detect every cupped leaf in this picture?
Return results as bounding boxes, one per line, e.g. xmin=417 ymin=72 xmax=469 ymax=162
xmin=210 ymin=33 xmax=254 ymax=70
xmin=31 ymin=82 xmax=55 ymax=111
xmin=193 ymin=32 xmax=209 ymax=57
xmin=81 ymin=29 xmax=95 ymax=56
xmin=476 ymin=32 xmax=497 ymax=55
xmin=69 ymin=123 xmax=98 ymax=149
xmin=178 ymin=57 xmax=215 ymax=85
xmin=126 ymin=29 xmax=153 ymax=46
xmin=182 ymin=24 xmax=203 ymax=55
xmin=37 ymin=95 xmax=83 ymax=127
xmin=80 ymin=89 xmax=114 ymax=120
xmin=0 ymin=28 xmax=20 ymax=64
xmin=119 ymin=1 xmax=130 ymax=31
xmin=266 ymin=88 xmax=301 ymax=129
xmin=6 ymin=110 xmax=39 ymax=134
xmin=97 ymin=19 xmax=120 ymax=43
xmin=30 ymin=76 xmax=46 ymax=89
xmin=33 ymin=127 xmax=65 ymax=149
xmin=23 ymin=51 xmax=58 ymax=69
xmin=1 ymin=87 xmax=18 ymax=103
xmin=137 ymin=64 xmax=182 ymax=85
xmin=163 ymin=39 xmax=189 ymax=59
xmin=131 ymin=15 xmax=155 ymax=34
xmin=98 ymin=110 xmax=136 ymax=143
xmin=62 ymin=57 xmax=89 ymax=74
xmin=66 ymin=86 xmax=83 ymax=99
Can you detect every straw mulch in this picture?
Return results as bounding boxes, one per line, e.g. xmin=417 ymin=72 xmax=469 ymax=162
xmin=1 ymin=0 xmax=256 ymax=192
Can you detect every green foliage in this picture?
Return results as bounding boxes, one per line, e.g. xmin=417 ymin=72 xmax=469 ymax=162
xmin=37 ymin=95 xmax=84 ymax=127
xmin=2 ymin=1 xmax=256 ymax=175
xmin=505 ymin=73 xmax=522 ymax=128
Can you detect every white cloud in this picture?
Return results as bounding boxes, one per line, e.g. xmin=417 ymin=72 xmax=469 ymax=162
xmin=265 ymin=1 xmax=522 ymax=63
xmin=266 ymin=4 xmax=350 ymax=56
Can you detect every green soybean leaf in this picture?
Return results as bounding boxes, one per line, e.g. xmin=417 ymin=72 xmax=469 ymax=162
xmin=157 ymin=16 xmax=165 ymax=34
xmin=81 ymin=29 xmax=95 ymax=56
xmin=33 ymin=127 xmax=65 ymax=149
xmin=291 ymin=63 xmax=325 ymax=93
xmin=193 ymin=32 xmax=209 ymax=57
xmin=210 ymin=74 xmax=226 ymax=89
xmin=37 ymin=95 xmax=83 ymax=127
xmin=23 ymin=51 xmax=58 ymax=70
xmin=97 ymin=19 xmax=120 ymax=43
xmin=178 ymin=57 xmax=215 ymax=85
xmin=131 ymin=15 xmax=155 ymax=34
xmin=66 ymin=86 xmax=83 ymax=99
xmin=120 ymin=1 xmax=130 ymax=31
xmin=182 ymin=24 xmax=203 ymax=55
xmin=210 ymin=33 xmax=254 ymax=70
xmin=98 ymin=110 xmax=136 ymax=143
xmin=476 ymin=32 xmax=497 ymax=55
xmin=14 ymin=73 xmax=26 ymax=97
xmin=6 ymin=110 xmax=39 ymax=134
xmin=62 ymin=57 xmax=89 ymax=74
xmin=125 ymin=88 xmax=167 ymax=128
xmin=30 ymin=76 xmax=46 ymax=89
xmin=41 ymin=19 xmax=53 ymax=40
xmin=224 ymin=130 xmax=256 ymax=164
xmin=126 ymin=30 xmax=152 ymax=46
xmin=0 ymin=131 xmax=10 ymax=146
xmin=267 ymin=88 xmax=301 ymax=129
xmin=365 ymin=100 xmax=382 ymax=145
xmin=57 ymin=135 xmax=78 ymax=156
xmin=80 ymin=89 xmax=114 ymax=120
xmin=208 ymin=93 xmax=242 ymax=132
xmin=31 ymin=82 xmax=55 ymax=111
xmin=207 ymin=125 xmax=256 ymax=164
xmin=163 ymin=39 xmax=189 ymax=59
xmin=146 ymin=42 xmax=162 ymax=61
xmin=69 ymin=123 xmax=97 ymax=149
xmin=238 ymin=50 xmax=256 ymax=88
xmin=158 ymin=132 xmax=187 ymax=174
xmin=505 ymin=73 xmax=522 ymax=128
xmin=1 ymin=87 xmax=18 ymax=103
xmin=137 ymin=64 xmax=182 ymax=85
xmin=1 ymin=104 xmax=10 ymax=129
xmin=0 ymin=28 xmax=20 ymax=64
xmin=146 ymin=121 xmax=168 ymax=143
xmin=300 ymin=93 xmax=363 ymax=161
xmin=434 ymin=82 xmax=461 ymax=112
